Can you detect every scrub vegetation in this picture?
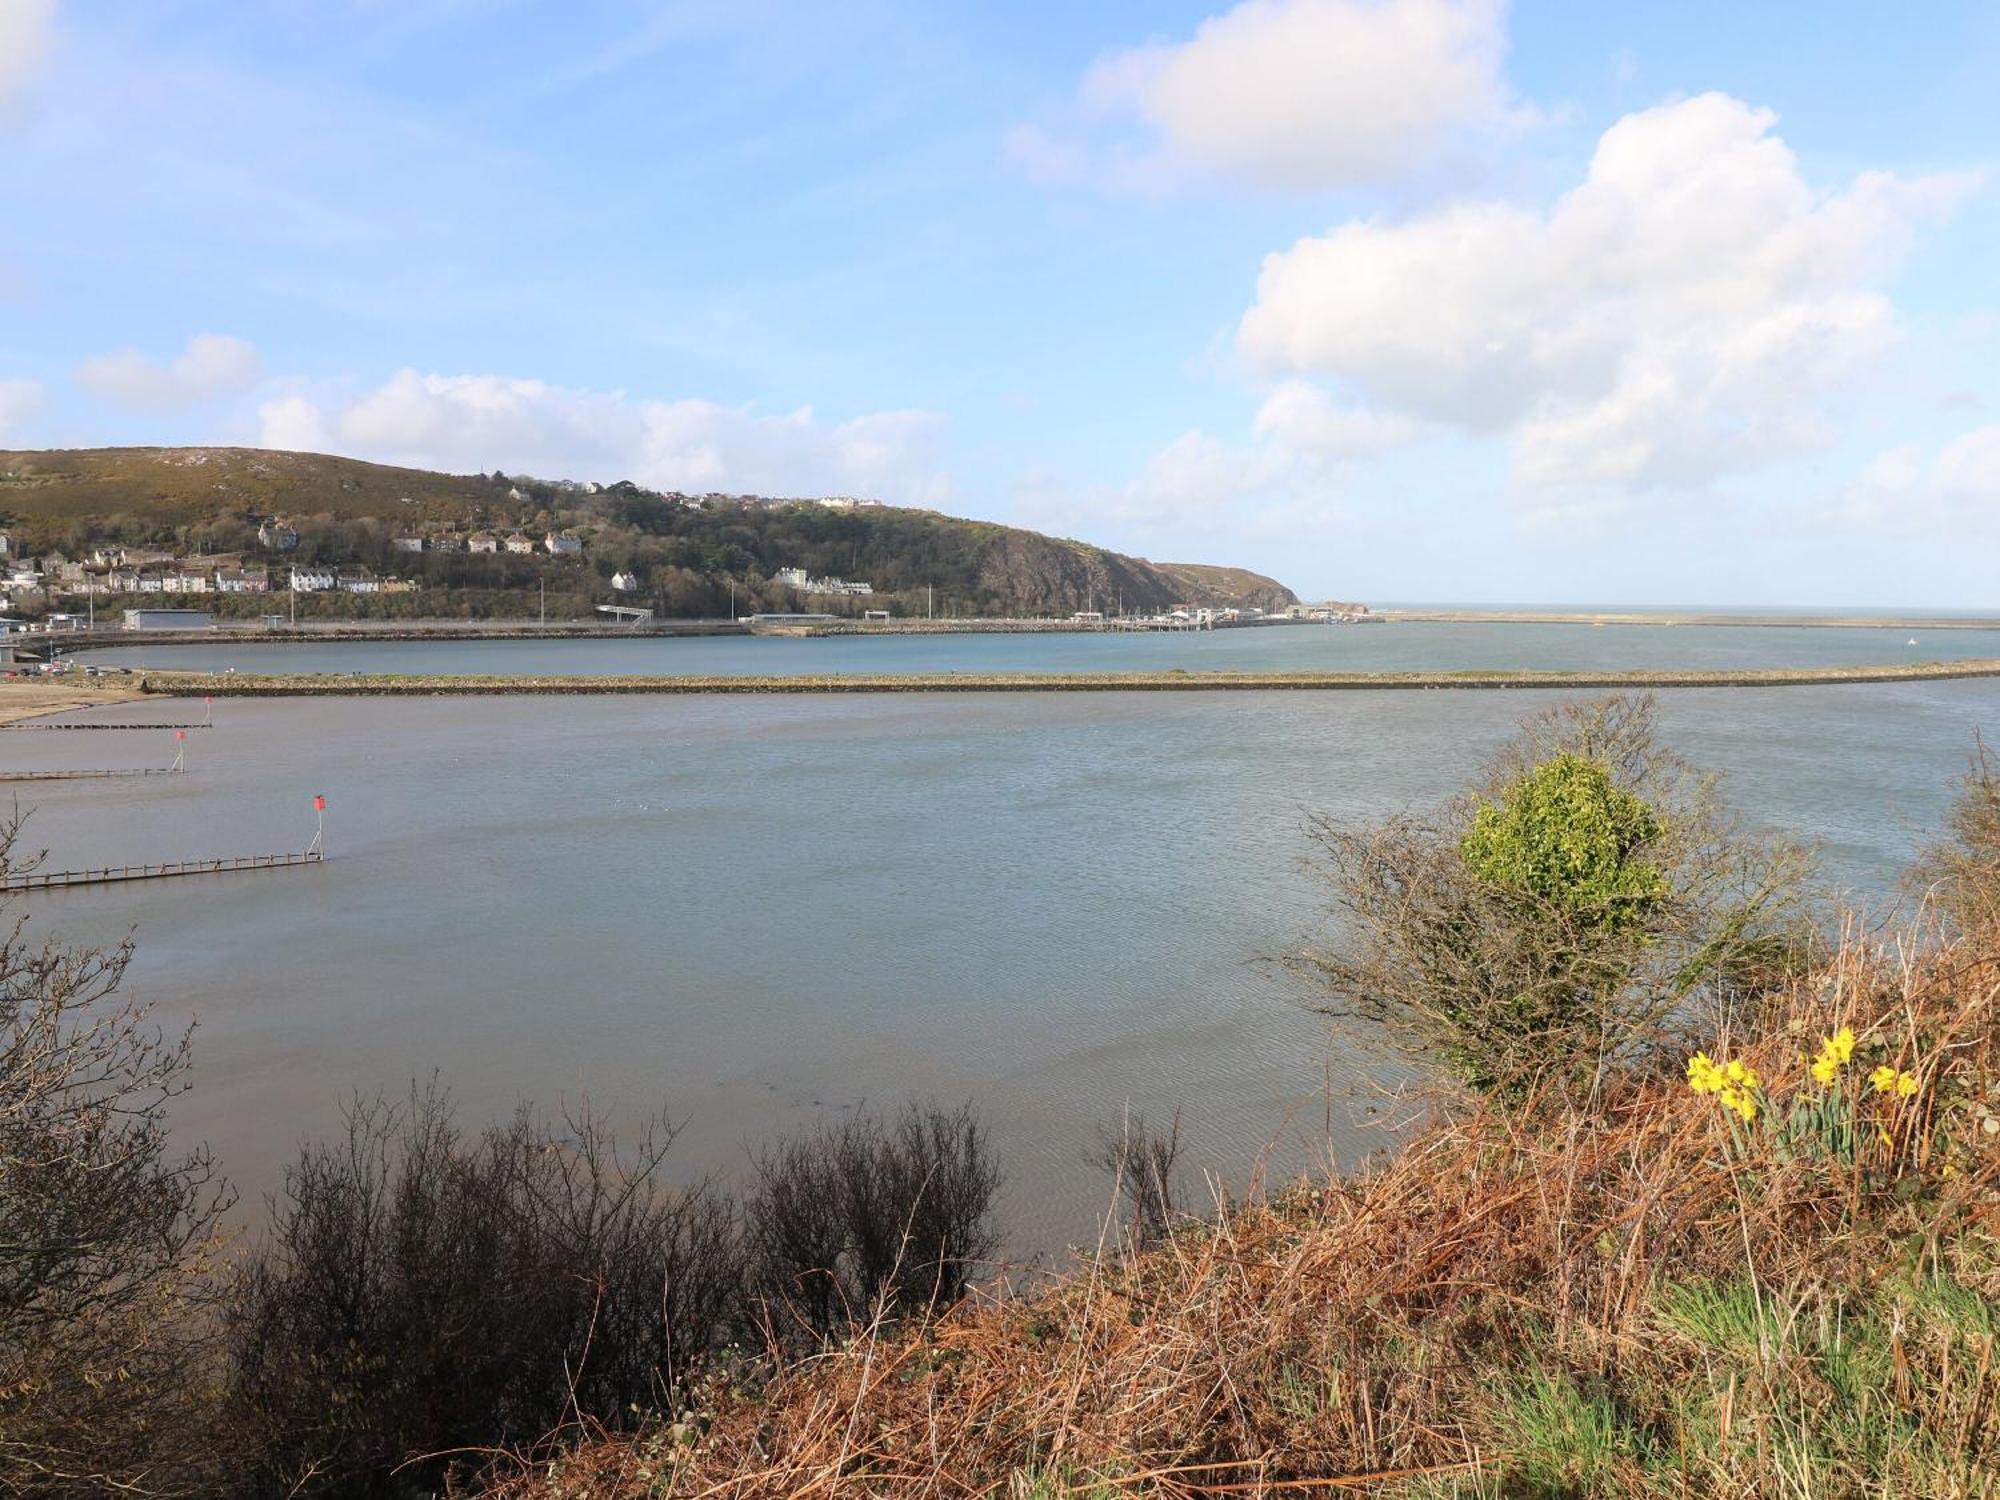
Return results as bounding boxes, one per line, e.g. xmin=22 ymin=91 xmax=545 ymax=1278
xmin=2 ymin=696 xmax=1997 ymax=1496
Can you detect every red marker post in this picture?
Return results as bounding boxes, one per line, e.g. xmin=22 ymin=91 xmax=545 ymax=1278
xmin=172 ymin=728 xmax=186 ymax=773
xmin=311 ymin=794 xmax=327 ymax=858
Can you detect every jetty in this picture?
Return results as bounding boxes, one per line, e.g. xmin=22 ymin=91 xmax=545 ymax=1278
xmin=125 ymin=658 xmax=2000 ymax=699
xmin=1 ymin=849 xmax=322 ymax=892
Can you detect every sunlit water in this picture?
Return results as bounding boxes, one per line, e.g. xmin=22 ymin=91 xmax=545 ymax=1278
xmin=9 ymin=626 xmax=2000 ymax=1255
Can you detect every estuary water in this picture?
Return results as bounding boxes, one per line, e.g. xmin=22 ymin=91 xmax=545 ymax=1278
xmin=10 ymin=627 xmax=2000 ymax=1253
xmin=73 ymin=615 xmax=2000 ymax=677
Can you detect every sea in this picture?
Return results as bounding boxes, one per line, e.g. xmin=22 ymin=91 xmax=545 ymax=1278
xmin=10 ymin=619 xmax=2000 ymax=1255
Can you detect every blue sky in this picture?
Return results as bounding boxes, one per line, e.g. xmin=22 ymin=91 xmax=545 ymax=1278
xmin=2 ymin=0 xmax=1996 ymax=606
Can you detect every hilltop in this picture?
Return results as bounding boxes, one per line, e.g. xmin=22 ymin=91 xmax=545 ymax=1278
xmin=0 ymin=447 xmax=1297 ymax=620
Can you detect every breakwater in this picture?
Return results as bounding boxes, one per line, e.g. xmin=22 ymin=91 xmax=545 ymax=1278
xmin=133 ymin=658 xmax=2000 ymax=698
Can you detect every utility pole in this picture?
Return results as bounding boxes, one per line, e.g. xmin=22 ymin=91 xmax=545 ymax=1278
xmin=539 ymin=576 xmax=546 ymax=625
xmin=927 ymin=583 xmax=933 ymax=621
xmin=729 ymin=579 xmax=736 ymax=621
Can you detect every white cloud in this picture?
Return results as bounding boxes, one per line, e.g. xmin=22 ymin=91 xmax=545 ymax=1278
xmin=1835 ymin=425 xmax=2000 ymax=533
xmin=0 ymin=0 xmax=56 ymax=108
xmin=257 ymin=394 xmax=330 ymax=453
xmin=1253 ymin=380 xmax=1418 ymax=458
xmin=1026 ymin=0 xmax=1515 ymax=192
xmin=76 ymin=332 xmax=261 ymax=410
xmin=286 ymin=369 xmax=956 ymax=503
xmin=1237 ymin=93 xmax=1977 ymax=493
xmin=0 ymin=377 xmax=44 ymax=442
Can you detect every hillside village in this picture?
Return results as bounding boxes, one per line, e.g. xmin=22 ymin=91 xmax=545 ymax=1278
xmin=0 ymin=448 xmax=1301 ymax=622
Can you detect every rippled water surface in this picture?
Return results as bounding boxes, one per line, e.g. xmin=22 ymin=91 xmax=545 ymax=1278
xmin=10 ymin=646 xmax=2000 ymax=1252
xmin=76 ymin=616 xmax=2000 ymax=677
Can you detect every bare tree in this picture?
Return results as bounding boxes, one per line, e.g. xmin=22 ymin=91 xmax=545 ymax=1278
xmin=1088 ymin=1108 xmax=1184 ymax=1244
xmin=228 ymin=1085 xmax=743 ymax=1497
xmin=745 ymin=1102 xmax=1003 ymax=1349
xmin=0 ymin=813 xmax=231 ymax=1496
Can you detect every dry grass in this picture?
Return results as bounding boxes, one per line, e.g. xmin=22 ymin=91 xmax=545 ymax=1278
xmin=481 ymin=916 xmax=2000 ymax=1499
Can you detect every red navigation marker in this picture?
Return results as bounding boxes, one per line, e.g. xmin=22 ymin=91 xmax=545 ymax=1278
xmin=175 ymin=729 xmax=186 ymax=741
xmin=313 ymin=794 xmax=326 ymax=811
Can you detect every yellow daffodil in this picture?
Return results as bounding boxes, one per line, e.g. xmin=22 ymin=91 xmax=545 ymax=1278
xmin=1810 ymin=1028 xmax=1857 ymax=1086
xmin=1717 ymin=1085 xmax=1758 ymax=1123
xmin=1868 ymin=1065 xmax=1920 ymax=1098
xmin=1686 ymin=1053 xmax=1724 ymax=1095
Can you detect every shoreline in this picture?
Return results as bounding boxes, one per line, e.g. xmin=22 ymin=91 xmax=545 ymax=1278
xmin=126 ymin=659 xmax=2000 ymax=698
xmin=34 ymin=609 xmax=1998 ymax=657
xmin=0 ymin=680 xmax=146 ymax=725
xmin=1382 ymin=608 xmax=2000 ymax=630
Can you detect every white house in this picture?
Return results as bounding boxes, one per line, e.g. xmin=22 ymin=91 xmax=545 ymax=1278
xmin=610 ymin=570 xmax=638 ymax=592
xmin=340 ymin=569 xmax=382 ymax=594
xmin=504 ymin=533 xmax=536 ymax=554
xmin=467 ymin=532 xmax=499 ymax=553
xmin=544 ymin=531 xmax=583 ymax=556
xmin=289 ymin=566 xmax=337 ymax=593
xmin=0 ymin=533 xmax=11 ymax=557
xmin=258 ymin=521 xmax=299 ymax=551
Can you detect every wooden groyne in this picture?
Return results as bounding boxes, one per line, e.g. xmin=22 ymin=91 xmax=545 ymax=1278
xmin=131 ymin=658 xmax=2000 ymax=699
xmin=1 ymin=849 xmax=322 ymax=892
xmin=0 ymin=766 xmax=184 ymax=783
xmin=0 ymin=719 xmax=211 ymax=731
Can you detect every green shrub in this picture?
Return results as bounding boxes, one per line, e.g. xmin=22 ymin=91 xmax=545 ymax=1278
xmin=1295 ymin=696 xmax=1812 ymax=1099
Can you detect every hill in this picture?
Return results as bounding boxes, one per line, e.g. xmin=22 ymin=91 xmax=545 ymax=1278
xmin=0 ymin=447 xmax=1298 ymax=620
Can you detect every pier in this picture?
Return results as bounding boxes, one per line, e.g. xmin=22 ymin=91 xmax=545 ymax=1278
xmin=1 ymin=849 xmax=323 ymax=892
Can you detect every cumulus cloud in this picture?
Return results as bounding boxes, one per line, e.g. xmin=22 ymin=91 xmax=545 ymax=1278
xmin=1237 ymin=93 xmax=1977 ymax=493
xmin=257 ymin=394 xmax=330 ymax=453
xmin=1253 ymin=380 xmax=1418 ymax=458
xmin=1834 ymin=426 xmax=2000 ymax=534
xmin=76 ymin=332 xmax=261 ymax=410
xmin=0 ymin=377 xmax=44 ymax=442
xmin=268 ymin=370 xmax=956 ymax=504
xmin=0 ymin=0 xmax=56 ymax=108
xmin=1022 ymin=0 xmax=1515 ymax=192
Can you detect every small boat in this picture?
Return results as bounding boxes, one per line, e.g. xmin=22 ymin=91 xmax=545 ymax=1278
xmin=1909 ymin=637 xmax=1919 ymax=646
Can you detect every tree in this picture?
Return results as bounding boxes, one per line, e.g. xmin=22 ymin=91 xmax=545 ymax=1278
xmin=1293 ymin=696 xmax=1813 ymax=1099
xmin=0 ymin=815 xmax=231 ymax=1496
xmin=1908 ymin=737 xmax=2000 ymax=937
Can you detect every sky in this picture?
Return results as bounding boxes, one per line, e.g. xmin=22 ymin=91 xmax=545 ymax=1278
xmin=1 ymin=0 xmax=1997 ymax=607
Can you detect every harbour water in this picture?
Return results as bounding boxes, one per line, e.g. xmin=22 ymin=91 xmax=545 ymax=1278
xmin=9 ymin=626 xmax=2000 ymax=1254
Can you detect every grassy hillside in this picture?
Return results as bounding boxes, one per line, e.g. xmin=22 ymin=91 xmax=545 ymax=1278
xmin=0 ymin=447 xmax=1298 ymax=619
